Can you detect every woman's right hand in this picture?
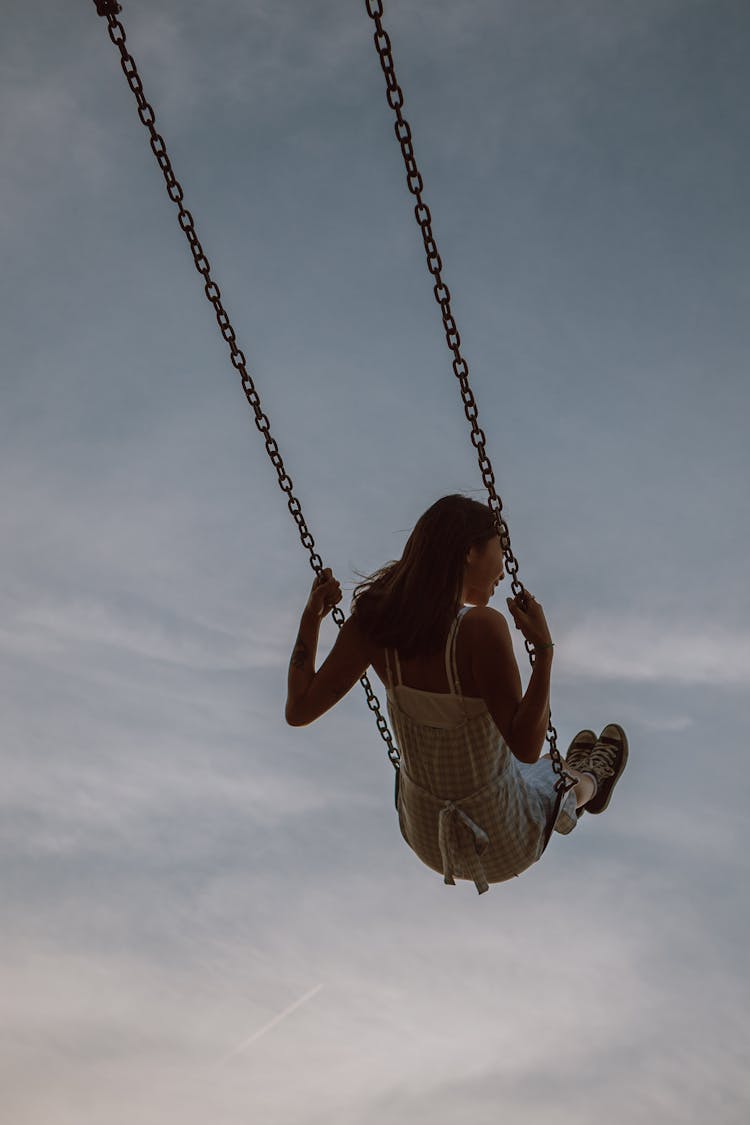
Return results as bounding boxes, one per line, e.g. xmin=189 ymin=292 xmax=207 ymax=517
xmin=305 ymin=567 xmax=343 ymax=620
xmin=505 ymin=591 xmax=553 ymax=649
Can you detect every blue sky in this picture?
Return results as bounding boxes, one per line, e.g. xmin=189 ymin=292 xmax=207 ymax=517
xmin=1 ymin=1 xmax=748 ymax=1122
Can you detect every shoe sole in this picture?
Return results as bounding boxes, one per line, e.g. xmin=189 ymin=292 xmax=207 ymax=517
xmin=586 ymin=724 xmax=628 ymax=814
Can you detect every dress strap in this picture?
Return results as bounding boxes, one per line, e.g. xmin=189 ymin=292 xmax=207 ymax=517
xmin=385 ymin=647 xmax=403 ymax=688
xmin=444 ymin=607 xmax=470 ymax=695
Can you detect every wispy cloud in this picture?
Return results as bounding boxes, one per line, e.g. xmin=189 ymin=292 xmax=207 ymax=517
xmin=218 ymin=982 xmax=324 ymax=1065
xmin=557 ymin=615 xmax=750 ymax=686
xmin=0 ymin=593 xmax=292 ymax=672
xmin=0 ymin=38 xmax=112 ymax=237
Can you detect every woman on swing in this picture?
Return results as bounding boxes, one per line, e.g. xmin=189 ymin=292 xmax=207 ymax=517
xmin=285 ymin=494 xmax=627 ymax=894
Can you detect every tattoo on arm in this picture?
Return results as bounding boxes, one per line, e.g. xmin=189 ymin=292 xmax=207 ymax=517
xmin=290 ymin=636 xmax=309 ymax=670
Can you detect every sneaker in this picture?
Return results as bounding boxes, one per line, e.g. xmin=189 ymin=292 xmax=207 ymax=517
xmin=564 ymin=730 xmax=597 ymax=817
xmin=565 ymin=729 xmax=597 ymax=767
xmin=568 ymin=724 xmax=628 ymax=814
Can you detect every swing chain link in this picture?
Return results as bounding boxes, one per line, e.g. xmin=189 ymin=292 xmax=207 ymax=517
xmin=93 ymin=1 xmax=401 ymax=773
xmin=365 ymin=1 xmax=573 ymax=791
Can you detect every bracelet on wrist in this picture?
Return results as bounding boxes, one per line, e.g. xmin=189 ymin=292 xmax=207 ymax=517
xmin=535 ymin=642 xmax=555 ymax=651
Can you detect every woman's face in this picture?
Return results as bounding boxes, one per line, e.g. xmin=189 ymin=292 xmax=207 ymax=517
xmin=462 ymin=535 xmax=505 ymax=605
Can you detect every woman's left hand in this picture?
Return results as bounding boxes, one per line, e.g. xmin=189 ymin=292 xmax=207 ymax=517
xmin=305 ymin=568 xmax=343 ymax=620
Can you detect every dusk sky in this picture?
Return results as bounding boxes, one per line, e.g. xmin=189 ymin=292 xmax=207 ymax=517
xmin=2 ymin=2 xmax=748 ymax=1122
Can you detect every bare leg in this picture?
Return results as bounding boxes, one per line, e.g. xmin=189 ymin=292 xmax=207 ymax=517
xmin=542 ymin=753 xmax=595 ymax=809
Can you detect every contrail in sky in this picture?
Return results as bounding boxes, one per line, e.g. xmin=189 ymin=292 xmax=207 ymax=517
xmin=218 ymin=983 xmax=324 ymax=1065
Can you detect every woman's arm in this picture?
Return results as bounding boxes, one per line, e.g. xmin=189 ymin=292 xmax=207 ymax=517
xmin=469 ymin=594 xmax=555 ymax=764
xmin=286 ymin=608 xmax=324 ymax=720
xmin=285 ymin=571 xmax=371 ymax=726
xmin=506 ymin=647 xmax=553 ymax=764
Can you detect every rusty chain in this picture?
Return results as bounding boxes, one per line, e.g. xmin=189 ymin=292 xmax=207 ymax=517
xmin=92 ymin=1 xmax=400 ymax=772
xmin=364 ymin=0 xmax=573 ymax=790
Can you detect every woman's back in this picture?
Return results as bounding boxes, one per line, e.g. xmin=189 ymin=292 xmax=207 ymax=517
xmin=369 ymin=605 xmax=522 ymax=757
xmin=384 ymin=608 xmax=507 ymax=796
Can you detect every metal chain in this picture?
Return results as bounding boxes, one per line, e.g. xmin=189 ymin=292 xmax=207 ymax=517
xmin=364 ymin=0 xmax=573 ymax=791
xmin=93 ymin=1 xmax=400 ymax=771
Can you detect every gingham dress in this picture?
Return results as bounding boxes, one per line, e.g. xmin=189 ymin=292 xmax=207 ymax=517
xmin=386 ymin=607 xmax=578 ymax=894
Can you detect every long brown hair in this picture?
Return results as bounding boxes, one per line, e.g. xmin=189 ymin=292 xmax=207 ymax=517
xmin=352 ymin=494 xmax=498 ymax=659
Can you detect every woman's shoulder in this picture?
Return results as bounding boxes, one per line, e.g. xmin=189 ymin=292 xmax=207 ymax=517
xmin=342 ymin=611 xmax=376 ymax=649
xmin=343 ymin=611 xmax=385 ymax=668
xmin=455 ymin=607 xmax=514 ymax=697
xmin=457 ymin=605 xmax=520 ymax=738
xmin=460 ymin=605 xmax=511 ymax=642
